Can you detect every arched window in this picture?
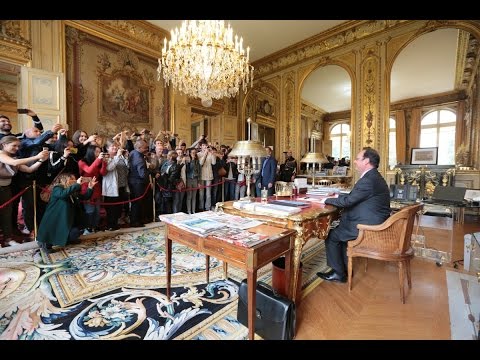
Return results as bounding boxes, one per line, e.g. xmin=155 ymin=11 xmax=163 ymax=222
xmin=330 ymin=123 xmax=350 ymax=160
xmin=388 ymin=117 xmax=397 ymax=169
xmin=420 ymin=109 xmax=456 ymax=165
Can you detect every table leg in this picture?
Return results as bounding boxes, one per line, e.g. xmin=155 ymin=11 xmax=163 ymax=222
xmin=166 ymin=237 xmax=172 ymax=300
xmin=289 ymin=232 xmax=304 ymax=303
xmin=247 ymin=270 xmax=257 ymax=340
xmin=206 ymin=255 xmax=210 ymax=283
xmin=284 ymin=249 xmax=293 ymax=300
xmin=223 ymin=261 xmax=228 ymax=279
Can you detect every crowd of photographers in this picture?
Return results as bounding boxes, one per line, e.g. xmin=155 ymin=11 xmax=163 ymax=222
xmin=0 ymin=110 xmax=298 ymax=249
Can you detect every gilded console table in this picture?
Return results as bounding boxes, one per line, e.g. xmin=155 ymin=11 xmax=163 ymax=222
xmin=219 ymin=198 xmax=338 ymax=302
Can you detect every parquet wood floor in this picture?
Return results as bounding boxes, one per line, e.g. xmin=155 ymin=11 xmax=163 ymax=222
xmin=295 ymin=214 xmax=480 ymax=340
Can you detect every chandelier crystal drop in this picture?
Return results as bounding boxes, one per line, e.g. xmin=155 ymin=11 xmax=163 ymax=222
xmin=157 ymin=20 xmax=254 ymax=105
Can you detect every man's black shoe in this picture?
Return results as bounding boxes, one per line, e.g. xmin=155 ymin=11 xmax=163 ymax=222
xmin=317 ymin=270 xmax=347 ymax=283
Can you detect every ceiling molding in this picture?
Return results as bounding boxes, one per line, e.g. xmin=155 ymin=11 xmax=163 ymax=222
xmin=253 ymin=20 xmax=407 ymax=78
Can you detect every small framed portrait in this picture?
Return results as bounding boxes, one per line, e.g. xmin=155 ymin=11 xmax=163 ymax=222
xmin=410 ymin=147 xmax=438 ymax=165
xmin=332 ymin=166 xmax=348 ymax=176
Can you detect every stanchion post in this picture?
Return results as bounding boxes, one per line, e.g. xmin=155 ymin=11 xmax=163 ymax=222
xmin=33 ymin=180 xmax=37 ymax=241
xmin=222 ymin=177 xmax=225 ymax=202
xmin=151 ymin=175 xmax=155 ymax=221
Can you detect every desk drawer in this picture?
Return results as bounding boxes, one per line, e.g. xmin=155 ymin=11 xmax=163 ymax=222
xmin=203 ymin=238 xmax=246 ymax=264
xmin=167 ymin=226 xmax=198 ymax=246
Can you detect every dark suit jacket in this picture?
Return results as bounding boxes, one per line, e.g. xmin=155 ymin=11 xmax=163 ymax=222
xmin=259 ymin=156 xmax=277 ymax=188
xmin=128 ymin=150 xmax=148 ymax=185
xmin=325 ymin=168 xmax=391 ymax=241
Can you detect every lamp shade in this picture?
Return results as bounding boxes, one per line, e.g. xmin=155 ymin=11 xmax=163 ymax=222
xmin=300 ymin=152 xmax=329 ymax=164
xmin=229 ymin=140 xmax=267 ymax=158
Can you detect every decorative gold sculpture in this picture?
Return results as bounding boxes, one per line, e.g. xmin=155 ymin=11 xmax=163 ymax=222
xmin=455 ymin=143 xmax=469 ymax=168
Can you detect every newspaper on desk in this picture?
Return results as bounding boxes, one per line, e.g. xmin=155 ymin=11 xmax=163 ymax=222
xmin=194 ymin=211 xmax=263 ymax=229
xmin=159 ymin=212 xmax=268 ymax=246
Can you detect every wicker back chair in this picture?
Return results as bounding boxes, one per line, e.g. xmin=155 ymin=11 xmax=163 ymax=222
xmin=318 ymin=179 xmax=332 ymax=187
xmin=346 ymin=203 xmax=423 ymax=303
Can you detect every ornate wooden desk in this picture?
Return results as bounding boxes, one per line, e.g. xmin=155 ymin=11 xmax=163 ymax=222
xmin=219 ymin=198 xmax=338 ymax=303
xmin=165 ymin=223 xmax=296 ymax=340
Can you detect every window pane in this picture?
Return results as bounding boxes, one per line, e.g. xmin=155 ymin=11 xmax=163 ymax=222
xmin=439 ymin=110 xmax=456 ymax=124
xmin=438 ymin=126 xmax=455 ymax=165
xmin=389 ymin=131 xmax=397 ymax=169
xmin=420 ymin=128 xmax=437 ymax=147
xmin=341 ymin=124 xmax=350 ymax=135
xmin=331 ymin=124 xmax=341 ymax=134
xmin=341 ymin=136 xmax=350 ymax=159
xmin=422 ymin=111 xmax=438 ymax=125
xmin=389 ymin=118 xmax=396 ymax=129
xmin=331 ymin=137 xmax=340 ymax=159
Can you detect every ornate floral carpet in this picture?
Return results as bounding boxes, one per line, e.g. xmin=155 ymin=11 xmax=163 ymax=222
xmin=0 ymin=226 xmax=327 ymax=340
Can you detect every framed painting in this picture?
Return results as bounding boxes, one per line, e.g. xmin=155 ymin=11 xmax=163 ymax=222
xmin=410 ymin=147 xmax=438 ymax=165
xmin=99 ymin=71 xmax=151 ymax=124
xmin=332 ymin=166 xmax=348 ymax=176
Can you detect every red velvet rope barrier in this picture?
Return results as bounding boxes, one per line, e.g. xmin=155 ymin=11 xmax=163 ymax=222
xmin=1 ymin=177 xmax=248 ymax=211
xmin=0 ymin=185 xmax=32 ymax=209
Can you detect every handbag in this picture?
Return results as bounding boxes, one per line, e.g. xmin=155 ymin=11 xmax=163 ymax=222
xmin=40 ymin=167 xmax=65 ymax=203
xmin=0 ymin=162 xmax=16 ymax=179
xmin=218 ymin=167 xmax=227 ymax=177
xmin=176 ymin=179 xmax=186 ymax=191
xmin=236 ymin=279 xmax=296 ymax=340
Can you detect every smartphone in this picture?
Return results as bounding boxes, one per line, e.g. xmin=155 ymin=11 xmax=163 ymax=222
xmin=42 ymin=146 xmax=49 ymax=151
xmin=69 ymin=147 xmax=78 ymax=154
xmin=17 ymin=109 xmax=29 ymax=114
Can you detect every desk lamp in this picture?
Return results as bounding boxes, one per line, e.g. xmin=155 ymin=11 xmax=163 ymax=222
xmin=300 ymin=137 xmax=329 ymax=189
xmin=228 ymin=118 xmax=267 ymax=201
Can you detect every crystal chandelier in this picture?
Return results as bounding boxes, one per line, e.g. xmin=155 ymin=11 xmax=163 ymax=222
xmin=157 ymin=20 xmax=254 ymax=107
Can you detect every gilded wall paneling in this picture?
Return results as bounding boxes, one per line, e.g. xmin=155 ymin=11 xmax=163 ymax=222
xmin=223 ymin=114 xmax=238 ymax=146
xmin=31 ymin=20 xmax=63 ymax=73
xmin=360 ymin=49 xmax=381 ymax=150
xmin=0 ymin=20 xmax=31 ymax=66
xmin=210 ymin=115 xmax=222 ymax=145
xmin=283 ymin=73 xmax=295 ymax=157
xmin=173 ymin=100 xmax=191 ymax=144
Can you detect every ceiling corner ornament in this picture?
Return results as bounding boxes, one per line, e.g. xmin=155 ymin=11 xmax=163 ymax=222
xmin=157 ymin=20 xmax=254 ymax=107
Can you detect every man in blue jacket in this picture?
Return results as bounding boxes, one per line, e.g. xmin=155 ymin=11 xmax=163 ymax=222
xmin=257 ymin=146 xmax=277 ymax=196
xmin=317 ymin=147 xmax=391 ymax=283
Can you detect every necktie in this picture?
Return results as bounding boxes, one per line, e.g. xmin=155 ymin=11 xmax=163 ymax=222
xmin=262 ymin=157 xmax=269 ymax=177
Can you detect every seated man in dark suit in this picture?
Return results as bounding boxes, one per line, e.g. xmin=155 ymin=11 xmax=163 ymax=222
xmin=317 ymin=147 xmax=391 ymax=283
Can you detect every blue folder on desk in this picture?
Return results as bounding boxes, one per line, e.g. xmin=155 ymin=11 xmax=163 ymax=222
xmin=269 ymin=200 xmax=311 ymax=207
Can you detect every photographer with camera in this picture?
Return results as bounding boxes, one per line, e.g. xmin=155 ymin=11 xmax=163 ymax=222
xmin=78 ymin=145 xmax=108 ymax=233
xmin=198 ymin=141 xmax=216 ymax=211
xmin=0 ymin=109 xmax=44 ymax=141
xmin=101 ymin=140 xmax=129 ymax=231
